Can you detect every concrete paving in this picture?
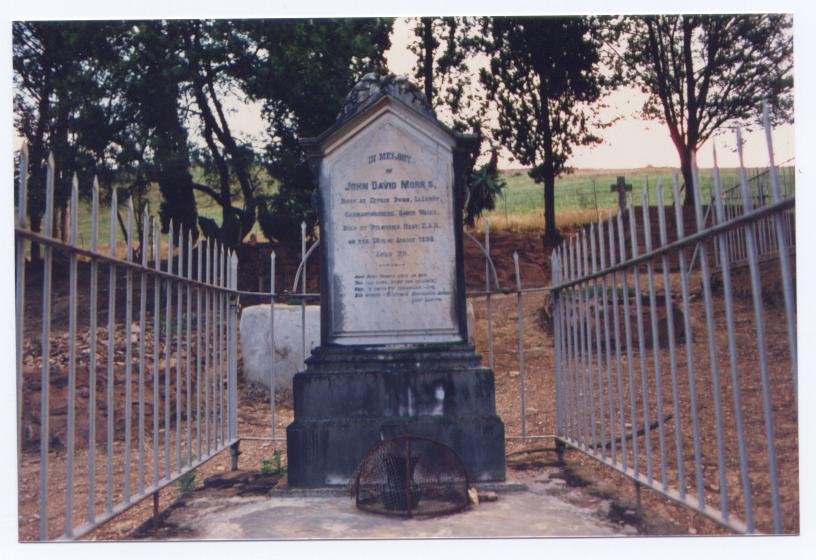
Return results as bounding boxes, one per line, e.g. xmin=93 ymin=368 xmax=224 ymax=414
xmin=158 ymin=471 xmax=639 ymax=540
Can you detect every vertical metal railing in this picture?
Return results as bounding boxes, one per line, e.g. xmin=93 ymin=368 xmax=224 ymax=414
xmin=15 ymin=151 xmax=240 ymax=541
xmin=708 ymin=157 xmax=795 ymax=272
xmin=550 ymin=111 xmax=796 ymax=534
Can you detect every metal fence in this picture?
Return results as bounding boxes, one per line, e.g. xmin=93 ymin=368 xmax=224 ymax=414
xmin=15 ymin=150 xmax=240 ymax=541
xmin=711 ymin=161 xmax=795 ymax=269
xmin=249 ymin=113 xmax=798 ymax=535
xmin=15 ymin=109 xmax=797 ymax=539
xmin=549 ymin=109 xmax=797 ymax=534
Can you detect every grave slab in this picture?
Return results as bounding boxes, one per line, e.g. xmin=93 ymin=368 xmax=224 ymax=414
xmin=150 ymin=472 xmax=639 ymax=539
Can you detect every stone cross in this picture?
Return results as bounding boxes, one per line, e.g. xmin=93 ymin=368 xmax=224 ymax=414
xmin=610 ymin=176 xmax=632 ymax=211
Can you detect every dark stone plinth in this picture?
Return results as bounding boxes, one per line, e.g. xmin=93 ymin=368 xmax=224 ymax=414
xmin=286 ymin=344 xmax=506 ymax=487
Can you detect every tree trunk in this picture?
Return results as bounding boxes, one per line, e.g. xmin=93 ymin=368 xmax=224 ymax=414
xmin=539 ymin=91 xmax=560 ymax=243
xmin=679 ymin=147 xmax=696 ymax=208
xmin=421 ymin=18 xmax=435 ymax=106
xmin=140 ymin=30 xmax=198 ymax=239
xmin=543 ymin=174 xmax=558 ymax=243
xmin=157 ymin=155 xmax=198 ymax=240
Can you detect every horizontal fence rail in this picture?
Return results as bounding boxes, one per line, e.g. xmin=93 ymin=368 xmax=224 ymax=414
xmin=550 ymin=109 xmax=797 ymax=534
xmin=15 ymin=150 xmax=240 ymax=541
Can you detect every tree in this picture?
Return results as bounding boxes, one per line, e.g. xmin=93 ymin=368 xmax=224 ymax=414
xmin=13 ymin=20 xmax=201 ymax=249
xmin=124 ymin=21 xmax=199 ymax=238
xmin=480 ymin=16 xmax=610 ymax=242
xmin=178 ymin=19 xmax=261 ymax=246
xmin=13 ymin=21 xmax=106 ymax=246
xmin=616 ymin=15 xmax=793 ymax=206
xmin=407 ymin=17 xmax=485 ymax=133
xmin=408 ymin=17 xmax=504 ymax=226
xmin=239 ymin=18 xmax=393 ymax=244
xmin=14 ymin=19 xmax=395 ymax=249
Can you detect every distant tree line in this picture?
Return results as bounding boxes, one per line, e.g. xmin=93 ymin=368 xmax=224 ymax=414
xmin=13 ymin=15 xmax=793 ymax=247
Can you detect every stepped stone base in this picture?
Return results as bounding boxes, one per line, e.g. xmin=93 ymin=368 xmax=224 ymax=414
xmin=286 ymin=344 xmax=506 ymax=487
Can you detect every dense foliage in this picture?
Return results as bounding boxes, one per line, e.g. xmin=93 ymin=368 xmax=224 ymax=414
xmin=13 ymin=18 xmax=393 ymax=248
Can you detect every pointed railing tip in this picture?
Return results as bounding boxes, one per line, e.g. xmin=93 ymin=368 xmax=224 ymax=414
xmin=70 ymin=177 xmax=79 ymax=245
xmin=153 ymin=218 xmax=160 ymax=267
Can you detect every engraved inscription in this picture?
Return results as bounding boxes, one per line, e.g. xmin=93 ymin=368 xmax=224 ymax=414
xmin=324 ymin=116 xmax=458 ymax=344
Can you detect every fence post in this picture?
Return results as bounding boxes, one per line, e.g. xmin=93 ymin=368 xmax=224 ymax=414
xmin=228 ymin=249 xmax=240 ymax=470
xmin=16 ymin=144 xmax=28 ymax=476
xmin=64 ymin=176 xmax=78 ymax=537
xmin=229 ymin=251 xmax=239 ymax=444
xmin=485 ymin=219 xmax=494 ymax=369
xmin=513 ymin=251 xmax=526 ymax=439
xmin=551 ymin=252 xmax=561 ymax=435
xmin=301 ymin=221 xmax=307 ymax=371
xmin=551 ymin=251 xmax=564 ymax=455
xmin=270 ymin=251 xmax=277 ymax=440
xmin=736 ymin=125 xmax=782 ymax=533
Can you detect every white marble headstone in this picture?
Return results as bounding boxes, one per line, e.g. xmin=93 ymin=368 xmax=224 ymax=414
xmin=319 ymin=98 xmax=462 ymax=345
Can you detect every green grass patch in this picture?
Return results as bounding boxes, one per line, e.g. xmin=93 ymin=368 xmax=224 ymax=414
xmin=484 ymin=166 xmax=792 ymax=232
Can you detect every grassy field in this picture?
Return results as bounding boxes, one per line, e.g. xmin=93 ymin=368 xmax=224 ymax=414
xmin=482 ymin=165 xmax=795 ymax=232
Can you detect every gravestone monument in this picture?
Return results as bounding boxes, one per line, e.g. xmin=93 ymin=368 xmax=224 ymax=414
xmin=286 ymin=74 xmax=506 ymax=486
xmin=610 ymin=176 xmax=632 ymax=211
